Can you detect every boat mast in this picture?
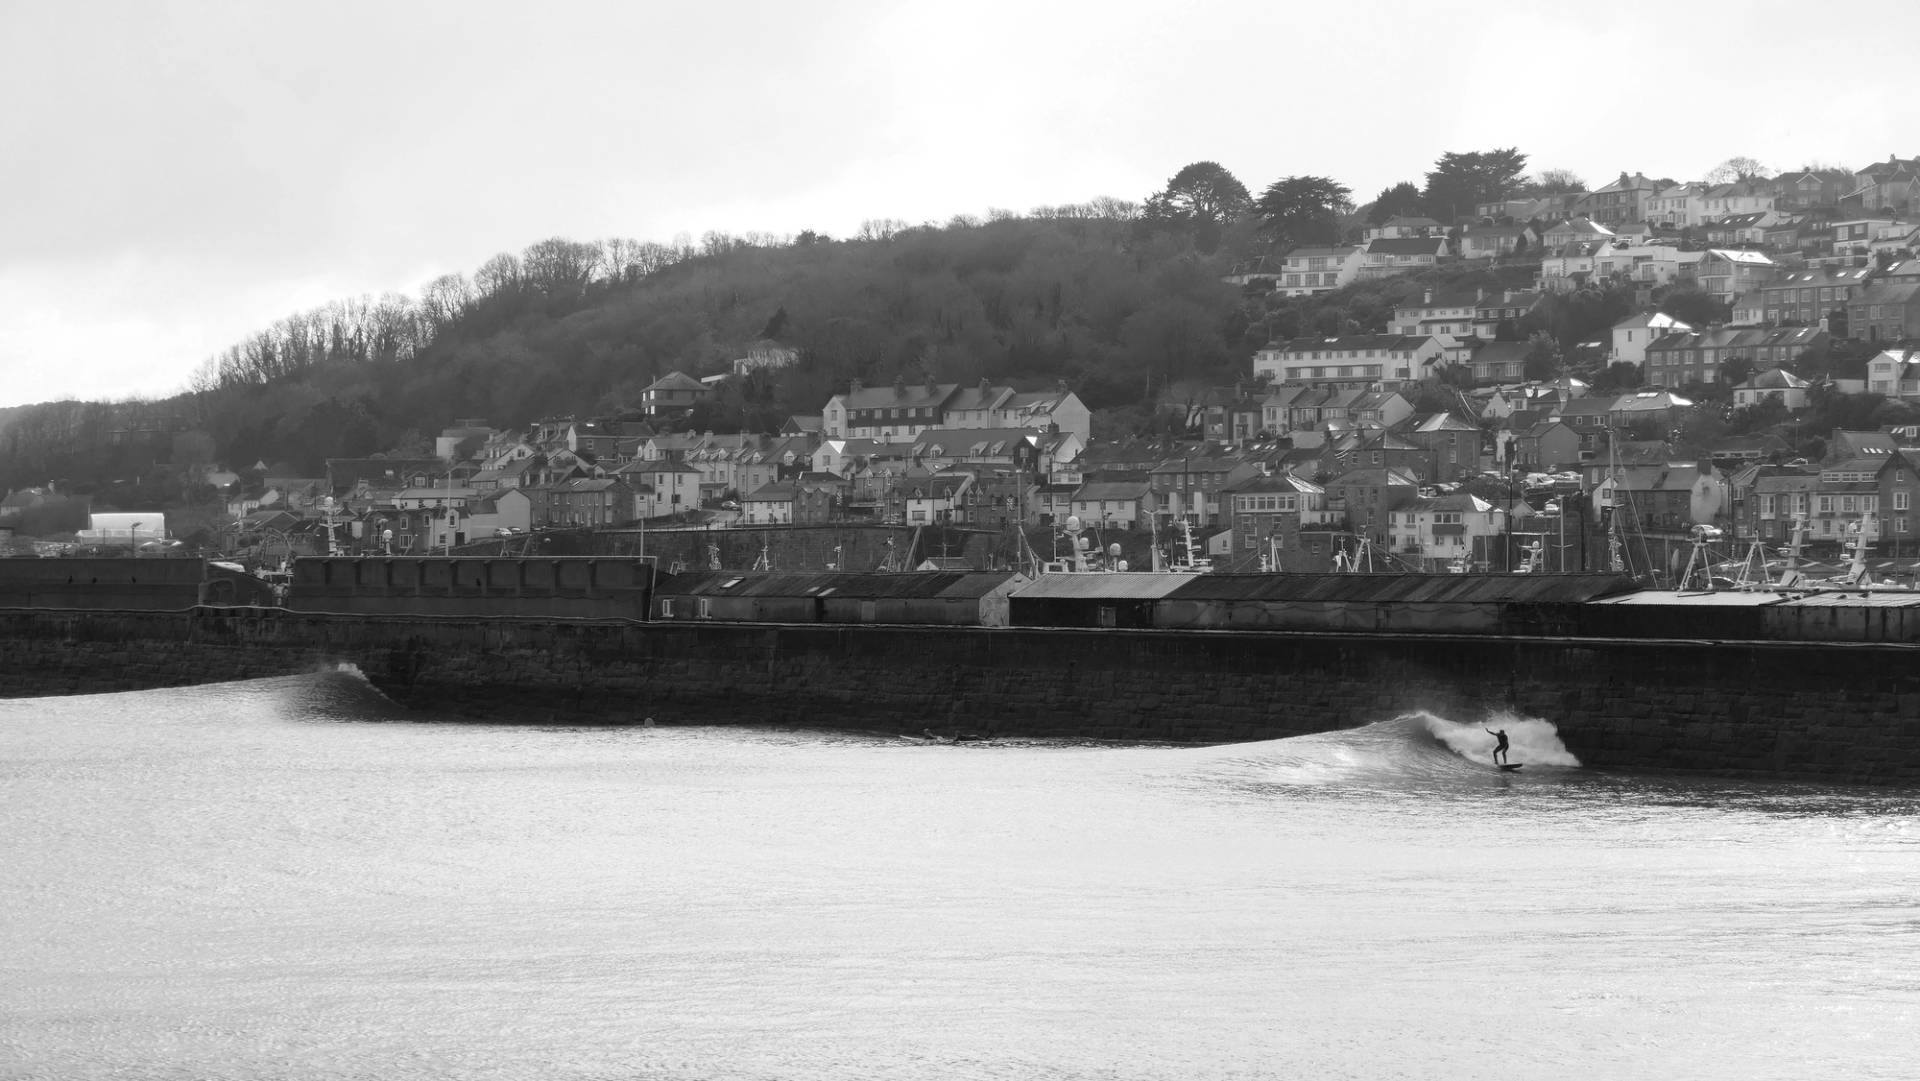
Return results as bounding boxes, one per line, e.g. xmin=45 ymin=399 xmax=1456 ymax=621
xmin=1604 ymin=430 xmax=1627 ymax=575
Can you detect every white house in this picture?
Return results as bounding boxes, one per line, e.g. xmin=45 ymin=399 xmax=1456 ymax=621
xmin=1274 ymin=245 xmax=1364 ymax=296
xmin=1610 ymin=311 xmax=1692 ymax=366
xmin=1385 ymin=493 xmax=1506 ymax=573
xmin=616 ymin=460 xmax=701 ymax=518
xmin=1732 ymin=368 xmax=1812 ymax=410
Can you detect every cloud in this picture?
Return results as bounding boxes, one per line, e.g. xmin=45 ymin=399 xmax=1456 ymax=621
xmin=2 ymin=0 xmax=1918 ymax=407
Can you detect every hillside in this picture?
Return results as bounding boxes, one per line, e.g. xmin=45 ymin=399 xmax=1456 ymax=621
xmin=1 ymin=211 xmax=1274 ymax=502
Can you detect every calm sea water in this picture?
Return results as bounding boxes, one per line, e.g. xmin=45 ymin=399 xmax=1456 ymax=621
xmin=2 ymin=670 xmax=1916 ymax=1080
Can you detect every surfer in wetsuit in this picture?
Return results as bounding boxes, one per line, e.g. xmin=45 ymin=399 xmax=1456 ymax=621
xmin=1485 ymin=727 xmax=1510 ymax=765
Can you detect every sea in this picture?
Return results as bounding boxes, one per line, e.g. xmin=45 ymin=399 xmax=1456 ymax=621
xmin=2 ymin=668 xmax=1916 ymax=1080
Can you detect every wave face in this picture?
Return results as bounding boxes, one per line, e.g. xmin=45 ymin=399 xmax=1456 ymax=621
xmin=1190 ymin=710 xmax=1582 ymax=789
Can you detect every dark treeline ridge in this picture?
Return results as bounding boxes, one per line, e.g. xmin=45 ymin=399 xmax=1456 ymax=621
xmin=4 ymin=207 xmax=1247 ymax=495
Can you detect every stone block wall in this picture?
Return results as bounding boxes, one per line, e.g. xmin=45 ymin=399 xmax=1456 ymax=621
xmin=3 ymin=607 xmax=1919 ymax=784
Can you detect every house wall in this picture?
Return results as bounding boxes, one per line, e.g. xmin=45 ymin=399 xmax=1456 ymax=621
xmin=6 ymin=608 xmax=1920 ymax=784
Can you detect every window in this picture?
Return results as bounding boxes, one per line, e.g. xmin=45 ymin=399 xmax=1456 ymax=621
xmin=697 ymin=598 xmax=712 ymax=619
xmin=660 ymin=598 xmax=676 ymax=618
xmin=1898 ymin=491 xmax=1910 ymax=512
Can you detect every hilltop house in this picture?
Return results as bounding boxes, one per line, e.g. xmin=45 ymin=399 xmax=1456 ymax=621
xmin=638 ymin=371 xmax=711 ymax=419
xmin=1589 ymin=172 xmax=1660 ymax=226
xmin=1458 ymin=223 xmax=1539 ymax=260
xmin=1356 ymin=237 xmax=1448 ymax=280
xmin=1274 ymin=245 xmax=1364 ymax=296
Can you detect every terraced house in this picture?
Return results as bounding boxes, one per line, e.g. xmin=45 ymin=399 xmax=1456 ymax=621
xmin=1250 ymin=334 xmax=1445 ymax=389
xmin=1734 ymin=266 xmax=1872 ymax=329
xmin=1642 ymin=327 xmax=1829 ymax=388
xmin=1847 ymin=282 xmax=1920 ymax=343
xmin=1226 ymin=472 xmax=1329 ymax=563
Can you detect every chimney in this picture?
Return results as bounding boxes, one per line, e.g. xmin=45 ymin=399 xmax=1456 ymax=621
xmin=1423 ymin=289 xmax=1433 ymax=304
xmin=850 ymin=378 xmax=864 ymax=393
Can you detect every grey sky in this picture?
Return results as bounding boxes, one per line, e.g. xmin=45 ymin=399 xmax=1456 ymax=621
xmin=2 ymin=1 xmax=1911 ymax=408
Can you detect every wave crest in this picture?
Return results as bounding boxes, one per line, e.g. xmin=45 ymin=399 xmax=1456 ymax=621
xmin=1191 ymin=710 xmax=1581 ymax=788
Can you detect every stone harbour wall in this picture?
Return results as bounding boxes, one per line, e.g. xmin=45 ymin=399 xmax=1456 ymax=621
xmin=3 ymin=607 xmax=1918 ymax=784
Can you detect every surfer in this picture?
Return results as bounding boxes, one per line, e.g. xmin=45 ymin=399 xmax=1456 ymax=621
xmin=1485 ymin=727 xmax=1510 ymax=765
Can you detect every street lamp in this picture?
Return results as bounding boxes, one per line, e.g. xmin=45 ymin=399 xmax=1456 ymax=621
xmin=130 ymin=521 xmax=143 ymax=557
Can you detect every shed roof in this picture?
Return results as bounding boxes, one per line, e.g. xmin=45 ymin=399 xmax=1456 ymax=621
xmin=1160 ymin=573 xmax=1640 ymax=604
xmin=1009 ymin=573 xmax=1194 ymax=600
xmin=657 ymin=570 xmax=1022 ymax=600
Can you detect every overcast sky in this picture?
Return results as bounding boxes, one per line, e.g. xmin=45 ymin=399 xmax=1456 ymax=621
xmin=3 ymin=1 xmax=1913 ymax=409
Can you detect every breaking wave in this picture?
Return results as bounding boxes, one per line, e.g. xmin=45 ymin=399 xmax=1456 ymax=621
xmin=1187 ymin=710 xmax=1581 ymax=788
xmin=280 ymin=662 xmax=414 ymax=723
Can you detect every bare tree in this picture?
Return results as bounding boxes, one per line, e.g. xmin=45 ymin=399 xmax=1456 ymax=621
xmin=418 ymin=273 xmax=473 ymax=335
xmin=473 ymin=252 xmax=524 ymax=299
xmin=1705 ymin=156 xmax=1772 ymax=185
xmin=522 ymin=237 xmax=602 ymax=295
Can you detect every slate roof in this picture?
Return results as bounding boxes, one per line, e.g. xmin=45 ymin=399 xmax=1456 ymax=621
xmin=643 ymin=371 xmax=707 ymax=392
xmin=1365 ymin=237 xmax=1448 ymax=256
xmin=1850 ymin=281 xmax=1920 ymax=308
xmin=1326 ymin=467 xmax=1420 ymax=487
xmin=839 ymin=382 xmax=959 ymax=410
xmin=1266 ymin=334 xmax=1437 ymax=354
xmin=1411 ymin=412 xmax=1480 ymax=433
xmin=1071 ymin=480 xmax=1152 ymax=501
xmin=1228 ymin=473 xmax=1323 ymax=495
xmin=911 ymin=428 xmax=1040 ymax=457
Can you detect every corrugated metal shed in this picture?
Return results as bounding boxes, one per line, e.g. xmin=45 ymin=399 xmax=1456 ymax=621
xmin=1008 ymin=573 xmax=1194 ymax=600
xmin=1590 ymin=590 xmax=1784 ymax=607
xmin=1591 ymin=588 xmax=1920 ymax=609
xmin=934 ymin=571 xmax=1029 ymax=599
xmin=1160 ymin=573 xmax=1640 ymax=604
xmin=1772 ymin=589 xmax=1920 ymax=608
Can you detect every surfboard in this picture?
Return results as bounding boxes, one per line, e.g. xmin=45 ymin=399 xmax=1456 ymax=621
xmin=1498 ymin=763 xmax=1523 ymax=772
